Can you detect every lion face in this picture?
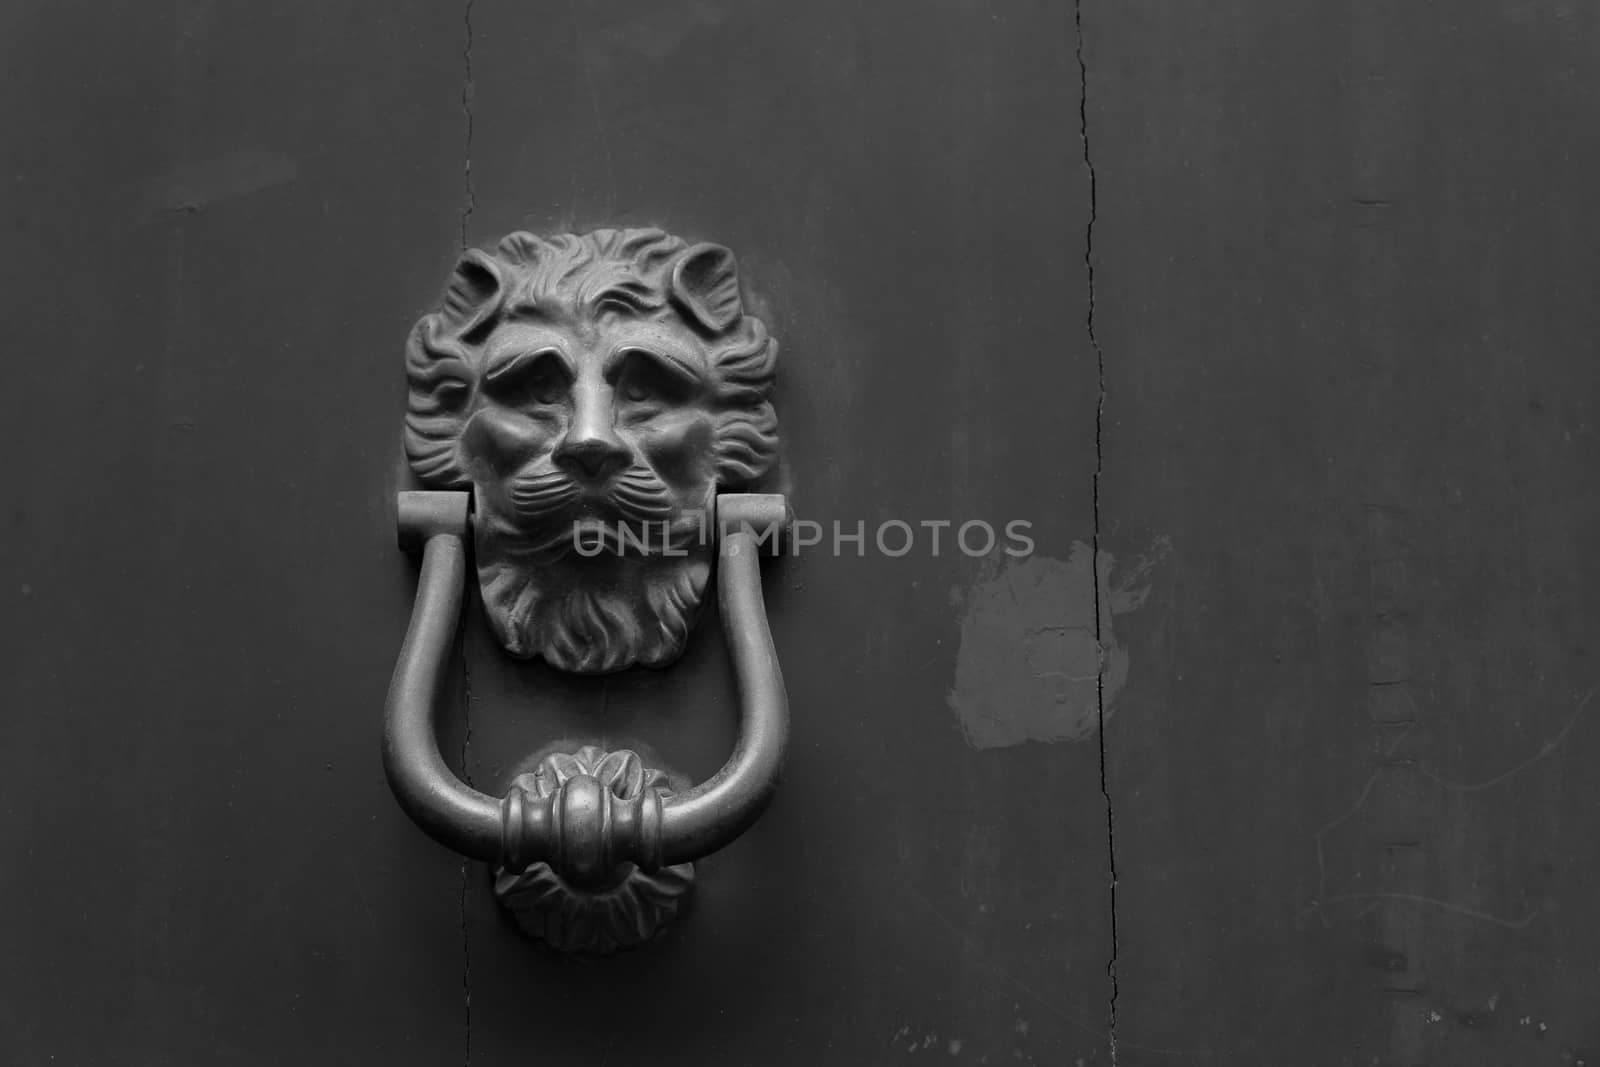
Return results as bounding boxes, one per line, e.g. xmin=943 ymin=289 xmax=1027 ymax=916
xmin=404 ymin=229 xmax=780 ymax=673
xmin=462 ymin=315 xmax=721 ymax=559
xmin=462 ymin=310 xmax=723 ymax=672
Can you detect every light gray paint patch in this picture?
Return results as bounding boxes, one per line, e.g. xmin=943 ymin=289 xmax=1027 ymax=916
xmin=947 ymin=539 xmax=1167 ymax=747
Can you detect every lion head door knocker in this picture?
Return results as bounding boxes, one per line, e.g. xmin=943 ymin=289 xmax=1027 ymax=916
xmin=383 ymin=229 xmax=789 ymax=953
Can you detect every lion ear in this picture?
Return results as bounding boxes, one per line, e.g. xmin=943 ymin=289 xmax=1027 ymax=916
xmin=671 ymin=243 xmax=742 ymax=334
xmin=440 ymin=249 xmax=504 ymax=337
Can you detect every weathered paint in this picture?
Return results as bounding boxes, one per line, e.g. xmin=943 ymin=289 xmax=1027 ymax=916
xmin=948 ymin=538 xmax=1168 ymax=747
xmin=1094 ymin=1 xmax=1600 ymax=1061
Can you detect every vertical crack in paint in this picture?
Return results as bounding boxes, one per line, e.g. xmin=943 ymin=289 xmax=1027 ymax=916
xmin=459 ymin=0 xmax=477 ymax=250
xmin=1075 ymin=0 xmax=1118 ymax=1059
xmin=459 ymin=4 xmax=476 ymax=1061
xmin=460 ymin=636 xmax=474 ymax=1067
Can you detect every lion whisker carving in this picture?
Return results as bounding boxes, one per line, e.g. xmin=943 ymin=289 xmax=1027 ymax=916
xmin=507 ymin=468 xmax=582 ymax=514
xmin=609 ymin=469 xmax=678 ymax=521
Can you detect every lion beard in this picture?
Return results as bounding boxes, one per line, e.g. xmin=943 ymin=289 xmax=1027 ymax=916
xmin=472 ymin=463 xmax=713 ymax=674
xmin=475 ymin=548 xmax=711 ymax=673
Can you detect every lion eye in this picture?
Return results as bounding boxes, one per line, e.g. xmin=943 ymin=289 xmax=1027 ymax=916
xmin=616 ymin=349 xmax=694 ymax=408
xmin=527 ymin=372 xmax=567 ymax=405
xmin=483 ymin=349 xmax=570 ymax=407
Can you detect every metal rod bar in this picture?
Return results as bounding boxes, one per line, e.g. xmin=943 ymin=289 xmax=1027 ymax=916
xmin=382 ymin=533 xmax=503 ymax=862
xmin=657 ymin=517 xmax=789 ymax=864
xmin=382 ymin=492 xmax=789 ymax=877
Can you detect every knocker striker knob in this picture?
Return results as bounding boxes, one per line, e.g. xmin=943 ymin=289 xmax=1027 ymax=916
xmin=500 ymin=760 xmax=668 ymax=882
xmin=493 ymin=746 xmax=690 ymax=953
xmin=550 ymin=774 xmax=611 ymax=884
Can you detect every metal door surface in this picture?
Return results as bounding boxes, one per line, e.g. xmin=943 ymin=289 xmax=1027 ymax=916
xmin=3 ymin=2 xmax=1597 ymax=1065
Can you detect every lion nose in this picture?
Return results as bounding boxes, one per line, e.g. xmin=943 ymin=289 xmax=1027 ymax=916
xmin=554 ymin=429 xmax=632 ymax=482
xmin=555 ymin=380 xmax=633 ymax=482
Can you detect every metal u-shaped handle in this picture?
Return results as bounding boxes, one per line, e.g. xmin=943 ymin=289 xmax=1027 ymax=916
xmin=383 ymin=491 xmax=789 ymax=881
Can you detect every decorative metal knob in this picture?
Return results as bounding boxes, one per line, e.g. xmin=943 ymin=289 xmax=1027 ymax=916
xmin=494 ymin=746 xmax=695 ymax=954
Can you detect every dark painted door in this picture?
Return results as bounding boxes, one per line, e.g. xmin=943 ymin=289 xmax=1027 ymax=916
xmin=4 ymin=2 xmax=1597 ymax=1065
xmin=1094 ymin=4 xmax=1600 ymax=1062
xmin=3 ymin=2 xmax=1104 ymax=1064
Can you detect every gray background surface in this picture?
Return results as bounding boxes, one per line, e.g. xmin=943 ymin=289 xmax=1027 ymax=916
xmin=2 ymin=1 xmax=1596 ymax=1063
